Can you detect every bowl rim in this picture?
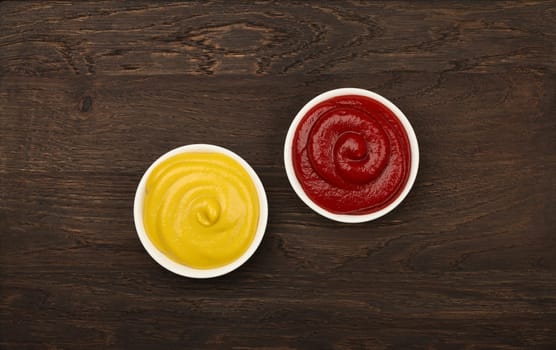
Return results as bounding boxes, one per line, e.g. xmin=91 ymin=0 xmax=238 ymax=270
xmin=283 ymin=88 xmax=419 ymax=223
xmin=133 ymin=144 xmax=268 ymax=278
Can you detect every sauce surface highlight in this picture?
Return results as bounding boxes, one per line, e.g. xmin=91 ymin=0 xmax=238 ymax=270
xmin=143 ymin=152 xmax=259 ymax=269
xmin=292 ymin=95 xmax=411 ymax=214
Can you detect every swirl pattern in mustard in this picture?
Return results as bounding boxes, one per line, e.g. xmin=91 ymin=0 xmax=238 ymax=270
xmin=143 ymin=152 xmax=260 ymax=269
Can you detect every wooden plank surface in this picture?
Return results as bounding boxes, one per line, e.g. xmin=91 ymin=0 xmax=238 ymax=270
xmin=1 ymin=1 xmax=555 ymax=349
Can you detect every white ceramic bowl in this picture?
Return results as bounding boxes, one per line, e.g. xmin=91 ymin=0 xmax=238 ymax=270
xmin=284 ymin=88 xmax=419 ymax=223
xmin=134 ymin=144 xmax=268 ymax=278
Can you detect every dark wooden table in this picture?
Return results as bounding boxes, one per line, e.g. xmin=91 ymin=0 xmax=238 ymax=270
xmin=1 ymin=1 xmax=555 ymax=349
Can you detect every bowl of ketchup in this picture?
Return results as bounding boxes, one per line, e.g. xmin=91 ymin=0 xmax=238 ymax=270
xmin=284 ymin=88 xmax=419 ymax=223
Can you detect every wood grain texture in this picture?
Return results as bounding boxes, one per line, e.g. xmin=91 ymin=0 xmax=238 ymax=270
xmin=1 ymin=1 xmax=555 ymax=349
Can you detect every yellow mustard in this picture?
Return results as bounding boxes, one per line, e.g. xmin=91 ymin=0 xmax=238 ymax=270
xmin=143 ymin=152 xmax=260 ymax=269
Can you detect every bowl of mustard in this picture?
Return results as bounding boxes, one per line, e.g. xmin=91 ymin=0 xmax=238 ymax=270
xmin=134 ymin=144 xmax=268 ymax=278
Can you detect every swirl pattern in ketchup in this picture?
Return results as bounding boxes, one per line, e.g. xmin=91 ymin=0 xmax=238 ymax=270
xmin=292 ymin=95 xmax=411 ymax=214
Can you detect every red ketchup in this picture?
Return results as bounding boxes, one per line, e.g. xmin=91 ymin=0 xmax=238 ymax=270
xmin=292 ymin=95 xmax=411 ymax=214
